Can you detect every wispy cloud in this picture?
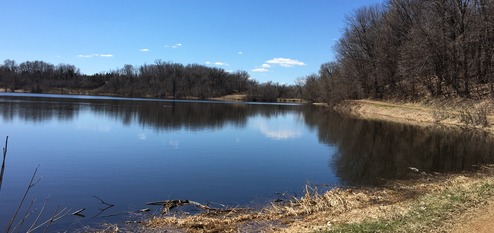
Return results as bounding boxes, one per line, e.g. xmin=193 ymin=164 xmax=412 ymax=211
xmin=139 ymin=48 xmax=150 ymax=52
xmin=266 ymin=58 xmax=305 ymax=67
xmin=206 ymin=61 xmax=229 ymax=66
xmin=77 ymin=54 xmax=114 ymax=58
xmin=252 ymin=67 xmax=269 ymax=73
xmin=237 ymin=51 xmax=243 ymax=55
xmin=165 ymin=43 xmax=182 ymax=49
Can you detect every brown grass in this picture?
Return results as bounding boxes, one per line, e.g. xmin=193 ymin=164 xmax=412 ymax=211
xmin=135 ymin=166 xmax=494 ymax=233
xmin=335 ymin=99 xmax=494 ymax=134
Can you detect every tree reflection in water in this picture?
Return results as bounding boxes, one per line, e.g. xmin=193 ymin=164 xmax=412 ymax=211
xmin=1 ymin=94 xmax=493 ymax=186
xmin=302 ymin=106 xmax=494 ymax=185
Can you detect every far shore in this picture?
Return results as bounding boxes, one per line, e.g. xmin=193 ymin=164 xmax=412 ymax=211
xmin=0 ymin=90 xmax=307 ymax=104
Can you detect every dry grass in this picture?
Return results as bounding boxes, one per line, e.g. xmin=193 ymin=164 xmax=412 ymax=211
xmin=135 ymin=166 xmax=494 ymax=233
xmin=210 ymin=94 xmax=247 ymax=102
xmin=335 ymin=99 xmax=494 ymax=134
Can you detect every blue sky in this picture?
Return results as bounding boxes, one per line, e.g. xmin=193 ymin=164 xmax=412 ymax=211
xmin=0 ymin=0 xmax=383 ymax=84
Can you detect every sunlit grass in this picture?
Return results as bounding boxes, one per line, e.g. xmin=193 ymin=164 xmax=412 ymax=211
xmin=326 ymin=179 xmax=494 ymax=233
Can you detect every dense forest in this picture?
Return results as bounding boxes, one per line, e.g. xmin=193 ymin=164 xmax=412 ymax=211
xmin=0 ymin=60 xmax=301 ymax=102
xmin=303 ymin=0 xmax=494 ymax=104
xmin=2 ymin=0 xmax=493 ymax=105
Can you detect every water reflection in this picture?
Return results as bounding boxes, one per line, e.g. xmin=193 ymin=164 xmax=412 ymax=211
xmin=256 ymin=118 xmax=303 ymax=140
xmin=0 ymin=95 xmax=299 ymax=131
xmin=1 ymin=94 xmax=493 ymax=186
xmin=303 ymin=106 xmax=494 ymax=185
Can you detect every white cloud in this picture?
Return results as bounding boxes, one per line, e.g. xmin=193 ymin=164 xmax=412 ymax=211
xmin=252 ymin=63 xmax=271 ymax=72
xmin=214 ymin=62 xmax=229 ymax=66
xmin=139 ymin=48 xmax=150 ymax=52
xmin=166 ymin=43 xmax=182 ymax=49
xmin=266 ymin=58 xmax=305 ymax=67
xmin=77 ymin=54 xmax=114 ymax=58
xmin=237 ymin=51 xmax=243 ymax=55
xmin=252 ymin=67 xmax=269 ymax=73
xmin=251 ymin=58 xmax=303 ymax=73
xmin=206 ymin=61 xmax=229 ymax=66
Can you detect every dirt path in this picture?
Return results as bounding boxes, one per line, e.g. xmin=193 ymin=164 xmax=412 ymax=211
xmin=453 ymin=200 xmax=494 ymax=233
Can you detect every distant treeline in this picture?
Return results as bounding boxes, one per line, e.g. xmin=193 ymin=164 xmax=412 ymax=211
xmin=4 ymin=1 xmax=491 ymax=105
xmin=303 ymin=0 xmax=494 ymax=104
xmin=0 ymin=59 xmax=301 ymax=102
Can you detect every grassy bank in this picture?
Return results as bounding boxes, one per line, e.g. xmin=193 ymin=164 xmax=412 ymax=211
xmin=113 ymin=166 xmax=494 ymax=232
xmin=327 ymin=170 xmax=494 ymax=233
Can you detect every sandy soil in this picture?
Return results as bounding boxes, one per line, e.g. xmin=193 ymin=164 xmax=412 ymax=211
xmin=452 ymin=200 xmax=494 ymax=233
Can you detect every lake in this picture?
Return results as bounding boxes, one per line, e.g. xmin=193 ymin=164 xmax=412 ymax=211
xmin=1 ymin=93 xmax=493 ymax=231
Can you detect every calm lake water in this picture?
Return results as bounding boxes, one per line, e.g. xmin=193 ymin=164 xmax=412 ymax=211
xmin=1 ymin=93 xmax=493 ymax=230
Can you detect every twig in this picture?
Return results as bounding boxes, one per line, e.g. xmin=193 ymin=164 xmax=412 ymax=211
xmin=23 ymin=206 xmax=70 ymax=233
xmin=6 ymin=165 xmax=41 ymax=233
xmin=42 ymin=206 xmax=60 ymax=233
xmin=0 ymin=136 xmax=8 ymax=191
xmin=13 ymin=198 xmax=37 ymax=233
xmin=72 ymin=208 xmax=86 ymax=217
xmin=93 ymin=195 xmax=114 ymax=206
xmin=92 ymin=196 xmax=115 ymax=218
xmin=28 ymin=196 xmax=50 ymax=231
xmin=101 ymin=212 xmax=126 ymax=218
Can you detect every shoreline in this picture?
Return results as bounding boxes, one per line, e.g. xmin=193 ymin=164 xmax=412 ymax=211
xmin=137 ymin=166 xmax=494 ymax=232
xmin=333 ymin=99 xmax=494 ymax=134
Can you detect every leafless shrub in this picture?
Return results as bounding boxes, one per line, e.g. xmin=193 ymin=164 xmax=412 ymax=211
xmin=458 ymin=103 xmax=490 ymax=127
xmin=432 ymin=108 xmax=450 ymax=123
xmin=473 ymin=103 xmax=490 ymax=127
